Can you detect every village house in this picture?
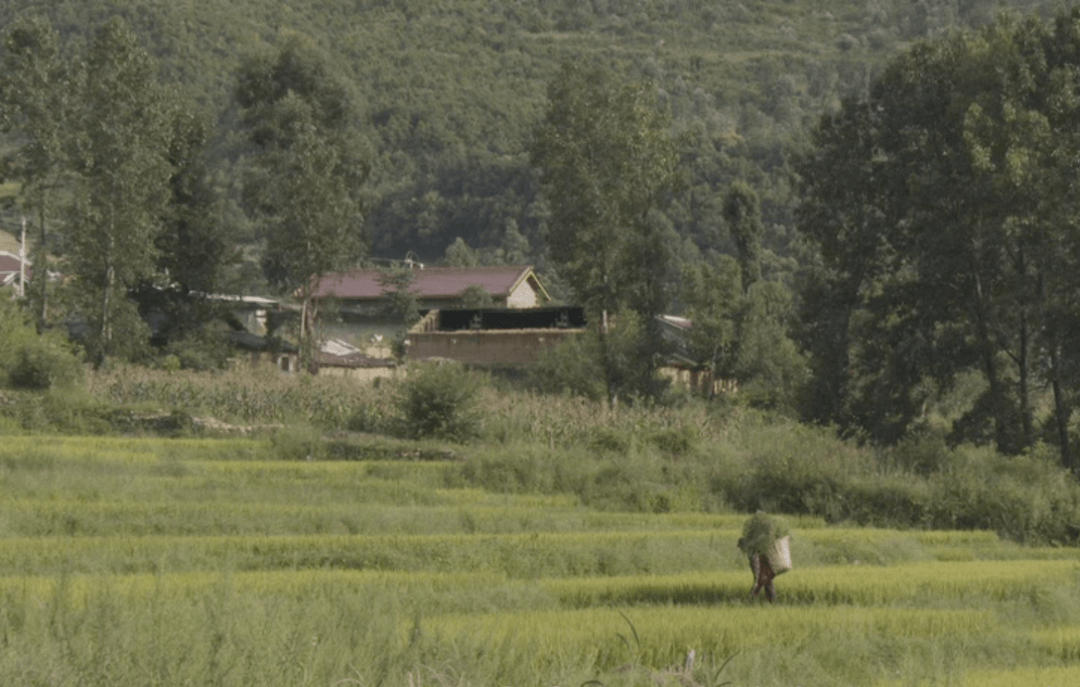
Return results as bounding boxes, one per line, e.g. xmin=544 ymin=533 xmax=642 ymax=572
xmin=655 ymin=314 xmax=738 ymax=397
xmin=404 ymin=305 xmax=586 ymax=367
xmin=315 ymin=338 xmax=399 ymax=382
xmin=309 ymin=264 xmax=554 ymax=358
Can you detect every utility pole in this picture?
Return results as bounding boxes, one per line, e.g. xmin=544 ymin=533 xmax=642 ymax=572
xmin=18 ymin=216 xmax=27 ymax=299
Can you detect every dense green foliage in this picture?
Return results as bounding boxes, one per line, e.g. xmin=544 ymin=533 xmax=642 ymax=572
xmin=5 ymin=1 xmax=1080 ymax=446
xmin=796 ymin=8 xmax=1080 ymax=469
xmin=237 ymin=33 xmax=371 ymax=367
xmin=531 ymin=60 xmax=681 ymax=403
xmin=394 ymin=361 xmax=483 ymax=442
xmin=2 ymin=0 xmax=1065 ymax=271
xmin=0 ymin=298 xmax=82 ymax=390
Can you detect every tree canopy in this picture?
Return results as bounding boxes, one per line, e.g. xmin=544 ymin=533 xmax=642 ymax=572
xmin=531 ymin=60 xmax=680 ymax=403
xmin=796 ymin=8 xmax=1080 ymax=469
xmin=236 ymin=33 xmax=370 ymax=368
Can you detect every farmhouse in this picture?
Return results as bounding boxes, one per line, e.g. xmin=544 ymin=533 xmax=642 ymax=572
xmin=316 ymin=337 xmax=399 ymax=382
xmin=312 ymin=264 xmax=550 ymax=311
xmin=309 ymin=265 xmax=553 ymax=357
xmin=404 ymin=305 xmax=586 ymax=366
xmin=655 ymin=314 xmax=738 ymax=397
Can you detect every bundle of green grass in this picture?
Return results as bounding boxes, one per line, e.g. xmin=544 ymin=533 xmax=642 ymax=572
xmin=738 ymin=511 xmax=792 ymax=572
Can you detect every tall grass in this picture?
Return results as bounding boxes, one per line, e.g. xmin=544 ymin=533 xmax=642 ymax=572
xmin=87 ymin=362 xmax=390 ymax=428
xmin=25 ymin=362 xmax=1080 ymax=545
xmin=4 ymin=432 xmax=1080 ymax=685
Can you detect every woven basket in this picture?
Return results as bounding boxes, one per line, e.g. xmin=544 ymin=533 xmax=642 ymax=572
xmin=765 ymin=535 xmax=792 ymax=575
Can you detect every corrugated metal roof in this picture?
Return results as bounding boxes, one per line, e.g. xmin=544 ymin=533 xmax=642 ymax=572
xmin=658 ymin=314 xmax=692 ymax=330
xmin=312 ymin=265 xmax=542 ymax=301
xmin=320 ymin=338 xmax=362 ymax=357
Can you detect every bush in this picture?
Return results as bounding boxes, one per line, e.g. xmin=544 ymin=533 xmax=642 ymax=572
xmin=526 ymin=334 xmax=606 ymax=401
xmin=8 ymin=340 xmax=84 ymax=390
xmin=270 ymin=426 xmax=328 ymax=461
xmin=0 ymin=299 xmax=84 ymax=390
xmin=731 ymin=430 xmax=865 ymax=520
xmin=162 ymin=325 xmax=234 ymax=371
xmin=923 ymin=444 xmax=1080 ymax=544
xmin=396 ymin=362 xmax=483 ymax=442
xmin=887 ymin=429 xmax=951 ymax=476
xmin=646 ymin=424 xmax=702 ymax=457
xmin=586 ymin=426 xmax=633 ymax=454
xmin=1 ymin=388 xmax=116 ymax=434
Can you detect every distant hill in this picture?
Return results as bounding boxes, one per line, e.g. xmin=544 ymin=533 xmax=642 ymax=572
xmin=0 ymin=0 xmax=1073 ymax=276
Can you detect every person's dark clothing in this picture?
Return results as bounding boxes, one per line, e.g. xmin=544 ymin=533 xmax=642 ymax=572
xmin=749 ymin=553 xmax=776 ymax=602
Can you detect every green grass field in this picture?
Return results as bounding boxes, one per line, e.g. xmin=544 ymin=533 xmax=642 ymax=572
xmin=1 ymin=434 xmax=1079 ymax=686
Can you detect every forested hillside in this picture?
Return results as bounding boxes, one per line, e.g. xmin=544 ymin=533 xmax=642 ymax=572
xmin=1 ymin=0 xmax=1062 ymax=271
xmin=6 ymin=0 xmax=1080 ymax=464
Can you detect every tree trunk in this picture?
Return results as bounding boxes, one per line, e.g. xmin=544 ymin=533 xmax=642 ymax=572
xmin=1038 ymin=272 xmax=1072 ymax=470
xmin=1049 ymin=344 xmax=1071 ymax=471
xmin=1016 ymin=245 xmax=1033 ymax=449
xmin=972 ymin=269 xmax=1010 ymax=453
xmin=35 ymin=202 xmax=49 ymax=332
xmin=1017 ymin=304 xmax=1032 ymax=449
xmin=600 ymin=308 xmax=618 ymax=410
xmin=99 ymin=259 xmax=114 ymax=368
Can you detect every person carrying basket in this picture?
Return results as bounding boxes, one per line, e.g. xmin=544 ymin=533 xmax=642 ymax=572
xmin=737 ymin=511 xmax=792 ymax=602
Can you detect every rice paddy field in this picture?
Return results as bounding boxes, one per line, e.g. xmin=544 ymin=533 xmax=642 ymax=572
xmin=2 ymin=434 xmax=1080 ymax=686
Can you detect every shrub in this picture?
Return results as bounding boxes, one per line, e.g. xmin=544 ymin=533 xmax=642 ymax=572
xmin=732 ymin=438 xmax=859 ymax=520
xmin=586 ymin=426 xmax=633 ymax=454
xmin=270 ymin=426 xmax=328 ymax=461
xmin=646 ymin=424 xmax=702 ymax=457
xmin=0 ymin=299 xmax=83 ymax=390
xmin=162 ymin=325 xmax=234 ymax=371
xmin=8 ymin=340 xmax=84 ymax=390
xmin=887 ymin=429 xmax=951 ymax=476
xmin=923 ymin=444 xmax=1080 ymax=544
xmin=396 ymin=362 xmax=483 ymax=442
xmin=0 ymin=299 xmax=34 ymax=375
xmin=526 ymin=334 xmax=606 ymax=401
xmin=2 ymin=388 xmax=116 ymax=434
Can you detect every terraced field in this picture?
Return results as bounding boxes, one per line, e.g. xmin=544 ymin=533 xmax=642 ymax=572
xmin=1 ymin=435 xmax=1079 ymax=686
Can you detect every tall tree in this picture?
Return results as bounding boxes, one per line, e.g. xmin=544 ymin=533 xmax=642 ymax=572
xmin=796 ymin=9 xmax=1080 ymax=468
xmin=794 ymin=97 xmax=892 ymax=430
xmin=0 ymin=15 xmax=71 ymax=331
xmin=237 ymin=34 xmax=369 ymax=370
xmin=130 ymin=106 xmax=238 ymax=358
xmin=723 ymin=180 xmax=764 ymax=293
xmin=530 ymin=61 xmax=680 ymax=405
xmin=680 ymin=256 xmax=743 ymax=394
xmin=66 ymin=17 xmax=175 ymax=365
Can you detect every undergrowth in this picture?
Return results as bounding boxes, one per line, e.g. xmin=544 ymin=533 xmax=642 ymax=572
xmin=5 ymin=362 xmax=1080 ymax=545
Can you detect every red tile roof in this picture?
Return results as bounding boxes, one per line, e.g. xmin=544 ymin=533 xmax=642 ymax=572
xmin=0 ymin=251 xmax=31 ymax=286
xmin=312 ymin=265 xmax=542 ymax=301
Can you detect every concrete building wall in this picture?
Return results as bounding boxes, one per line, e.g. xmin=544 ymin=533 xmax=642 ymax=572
xmin=318 ymin=365 xmax=400 ymax=383
xmin=405 ymin=329 xmax=584 ymax=366
xmin=506 ymin=281 xmax=541 ymax=309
